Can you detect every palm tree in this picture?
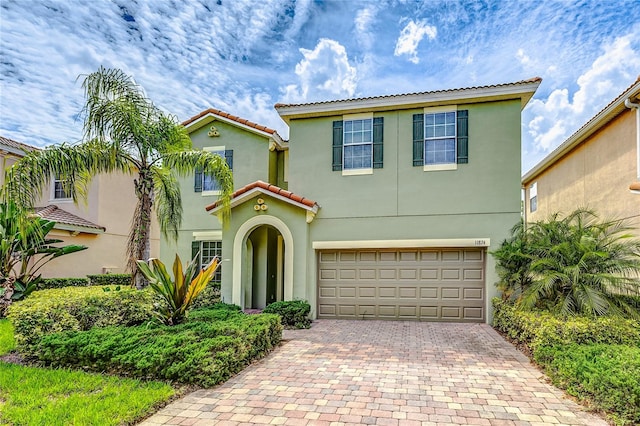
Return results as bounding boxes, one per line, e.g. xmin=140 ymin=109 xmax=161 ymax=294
xmin=5 ymin=67 xmax=233 ymax=287
xmin=518 ymin=210 xmax=640 ymax=318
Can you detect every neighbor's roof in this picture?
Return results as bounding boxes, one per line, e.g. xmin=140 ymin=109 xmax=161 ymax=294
xmin=205 ymin=180 xmax=318 ymax=213
xmin=0 ymin=136 xmax=39 ymax=156
xmin=275 ymin=77 xmax=542 ymax=121
xmin=35 ymin=205 xmax=105 ymax=234
xmin=522 ymin=76 xmax=640 ymax=185
xmin=182 ymin=108 xmax=286 ymax=147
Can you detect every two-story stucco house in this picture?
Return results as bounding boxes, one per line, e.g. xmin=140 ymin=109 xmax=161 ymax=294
xmin=1 ymin=136 xmax=160 ymax=277
xmin=172 ymin=78 xmax=541 ymax=323
xmin=522 ymin=77 xmax=640 ymax=234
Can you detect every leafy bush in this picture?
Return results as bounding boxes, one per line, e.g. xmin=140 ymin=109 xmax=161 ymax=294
xmin=137 ymin=254 xmax=220 ymax=325
xmin=492 ymin=210 xmax=640 ymax=318
xmin=492 ymin=298 xmax=640 ymax=350
xmin=535 ymin=344 xmax=640 ymax=425
xmin=7 ymin=286 xmax=154 ymax=352
xmin=36 ymin=307 xmax=282 ymax=387
xmin=263 ymin=300 xmax=311 ymax=329
xmin=38 ymin=277 xmax=90 ymax=290
xmin=87 ymin=273 xmax=132 ymax=286
xmin=190 ymin=282 xmax=221 ymax=310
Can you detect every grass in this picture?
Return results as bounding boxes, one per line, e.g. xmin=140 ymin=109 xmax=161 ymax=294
xmin=0 ymin=318 xmax=175 ymax=426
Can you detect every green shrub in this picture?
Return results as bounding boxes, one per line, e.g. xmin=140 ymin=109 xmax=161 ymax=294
xmin=36 ymin=307 xmax=282 ymax=387
xmin=190 ymin=282 xmax=221 ymax=309
xmin=492 ymin=298 xmax=640 ymax=350
xmin=535 ymin=344 xmax=640 ymax=425
xmin=263 ymin=300 xmax=311 ymax=329
xmin=38 ymin=277 xmax=90 ymax=290
xmin=87 ymin=273 xmax=132 ymax=286
xmin=188 ymin=303 xmax=242 ymax=322
xmin=7 ymin=286 xmax=154 ymax=352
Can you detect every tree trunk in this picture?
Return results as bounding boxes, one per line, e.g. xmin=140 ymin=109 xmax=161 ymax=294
xmin=129 ymin=168 xmax=154 ymax=289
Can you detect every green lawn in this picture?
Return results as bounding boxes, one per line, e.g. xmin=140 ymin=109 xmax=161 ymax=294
xmin=0 ymin=318 xmax=175 ymax=426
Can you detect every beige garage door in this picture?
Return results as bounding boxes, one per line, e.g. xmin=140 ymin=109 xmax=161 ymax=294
xmin=317 ymin=248 xmax=485 ymax=322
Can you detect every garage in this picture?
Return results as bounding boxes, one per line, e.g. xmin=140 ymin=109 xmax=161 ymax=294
xmin=317 ymin=248 xmax=485 ymax=322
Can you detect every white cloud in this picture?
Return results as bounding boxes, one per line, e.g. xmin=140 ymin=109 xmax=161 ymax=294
xmin=525 ymin=33 xmax=640 ymax=153
xmin=354 ymin=6 xmax=378 ymax=49
xmin=394 ymin=19 xmax=437 ymax=64
xmin=516 ymin=48 xmax=530 ymax=65
xmin=281 ymin=38 xmax=357 ymax=103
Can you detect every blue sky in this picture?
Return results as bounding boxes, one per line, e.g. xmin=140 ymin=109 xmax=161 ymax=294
xmin=1 ymin=0 xmax=639 ymax=173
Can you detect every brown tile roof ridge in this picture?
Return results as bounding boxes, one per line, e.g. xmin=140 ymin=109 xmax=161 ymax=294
xmin=205 ymin=180 xmax=318 ymax=211
xmin=0 ymin=135 xmax=39 ymax=153
xmin=274 ymin=77 xmax=543 ymax=109
xmin=182 ymin=108 xmax=278 ymax=135
xmin=35 ymin=205 xmax=105 ymax=231
xmin=630 ymin=181 xmax=640 ymax=191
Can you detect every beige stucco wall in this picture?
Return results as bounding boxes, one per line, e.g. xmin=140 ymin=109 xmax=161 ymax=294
xmin=4 ymin=169 xmax=158 ymax=278
xmin=524 ymin=108 xmax=639 ymax=234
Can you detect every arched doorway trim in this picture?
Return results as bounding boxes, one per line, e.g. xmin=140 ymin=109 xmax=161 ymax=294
xmin=232 ymin=215 xmax=294 ymax=307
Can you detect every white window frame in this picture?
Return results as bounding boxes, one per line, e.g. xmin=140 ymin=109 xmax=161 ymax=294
xmin=201 ymin=146 xmax=226 ymax=196
xmin=423 ymin=106 xmax=457 ymax=172
xmin=342 ymin=112 xmax=373 ymax=176
xmin=51 ymin=174 xmax=72 ymax=201
xmin=198 ymin=240 xmax=222 ymax=282
xmin=529 ymin=182 xmax=537 ymax=213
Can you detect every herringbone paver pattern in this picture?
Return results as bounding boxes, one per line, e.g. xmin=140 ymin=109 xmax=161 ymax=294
xmin=139 ymin=320 xmax=607 ymax=426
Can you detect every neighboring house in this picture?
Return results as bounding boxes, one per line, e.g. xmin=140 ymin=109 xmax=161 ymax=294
xmin=522 ymin=77 xmax=640 ymax=234
xmin=0 ymin=136 xmax=159 ymax=278
xmin=174 ymin=78 xmax=541 ymax=323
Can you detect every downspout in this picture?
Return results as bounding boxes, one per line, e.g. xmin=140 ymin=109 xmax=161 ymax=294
xmin=625 ymin=98 xmax=640 ymax=194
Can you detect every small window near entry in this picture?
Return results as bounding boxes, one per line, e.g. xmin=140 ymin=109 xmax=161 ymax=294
xmin=529 ymin=182 xmax=537 ymax=213
xmin=198 ymin=240 xmax=222 ymax=282
xmin=53 ymin=175 xmax=71 ymax=199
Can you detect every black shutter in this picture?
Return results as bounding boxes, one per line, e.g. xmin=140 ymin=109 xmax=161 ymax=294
xmin=412 ymin=114 xmax=424 ymax=166
xmin=457 ymin=110 xmax=469 ymax=164
xmin=194 ymin=168 xmax=203 ymax=192
xmin=332 ymin=120 xmax=343 ymax=171
xmin=191 ymin=241 xmax=200 ymax=266
xmin=224 ymin=149 xmax=233 ymax=170
xmin=372 ymin=117 xmax=384 ymax=169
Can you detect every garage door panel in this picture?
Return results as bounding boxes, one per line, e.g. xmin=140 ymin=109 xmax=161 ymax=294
xmin=318 ymin=248 xmax=485 ymax=322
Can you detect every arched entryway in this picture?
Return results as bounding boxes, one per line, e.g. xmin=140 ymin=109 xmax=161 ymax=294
xmin=232 ymin=215 xmax=294 ymax=309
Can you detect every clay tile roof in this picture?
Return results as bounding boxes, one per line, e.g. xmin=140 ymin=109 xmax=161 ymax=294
xmin=35 ymin=205 xmax=105 ymax=232
xmin=630 ymin=182 xmax=640 ymax=191
xmin=205 ymin=180 xmax=318 ymax=212
xmin=274 ymin=77 xmax=542 ymax=109
xmin=182 ymin=108 xmax=278 ymax=135
xmin=0 ymin=135 xmax=39 ymax=154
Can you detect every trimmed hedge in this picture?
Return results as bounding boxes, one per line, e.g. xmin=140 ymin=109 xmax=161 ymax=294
xmin=492 ymin=298 xmax=640 ymax=350
xmin=87 ymin=274 xmax=132 ymax=286
xmin=36 ymin=307 xmax=282 ymax=387
xmin=190 ymin=283 xmax=221 ymax=310
xmin=38 ymin=277 xmax=90 ymax=290
xmin=263 ymin=300 xmax=311 ymax=329
xmin=534 ymin=344 xmax=640 ymax=425
xmin=8 ymin=286 xmax=154 ymax=352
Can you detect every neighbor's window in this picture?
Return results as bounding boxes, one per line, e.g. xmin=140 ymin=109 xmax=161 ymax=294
xmin=529 ymin=182 xmax=537 ymax=213
xmin=53 ymin=175 xmax=71 ymax=199
xmin=343 ymin=118 xmax=373 ymax=170
xmin=424 ymin=111 xmax=456 ymax=165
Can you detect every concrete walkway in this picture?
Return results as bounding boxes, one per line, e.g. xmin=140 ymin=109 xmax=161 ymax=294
xmin=140 ymin=320 xmax=607 ymax=426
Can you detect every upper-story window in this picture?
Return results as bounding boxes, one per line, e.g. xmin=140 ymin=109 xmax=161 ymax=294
xmin=332 ymin=114 xmax=383 ymax=175
xmin=413 ymin=108 xmax=468 ymax=170
xmin=529 ymin=182 xmax=537 ymax=212
xmin=343 ymin=118 xmax=373 ymax=170
xmin=53 ymin=175 xmax=71 ymax=199
xmin=194 ymin=147 xmax=233 ymax=195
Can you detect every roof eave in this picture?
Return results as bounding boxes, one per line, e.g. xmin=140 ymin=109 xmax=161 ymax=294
xmin=183 ymin=111 xmax=285 ymax=148
xmin=522 ymin=80 xmax=640 ymax=185
xmin=275 ymin=80 xmax=541 ymax=122
xmin=53 ymin=223 xmax=106 ymax=235
xmin=206 ymin=187 xmax=319 ymax=215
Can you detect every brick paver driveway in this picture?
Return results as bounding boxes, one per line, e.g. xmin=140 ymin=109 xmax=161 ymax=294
xmin=140 ymin=320 xmax=606 ymax=426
